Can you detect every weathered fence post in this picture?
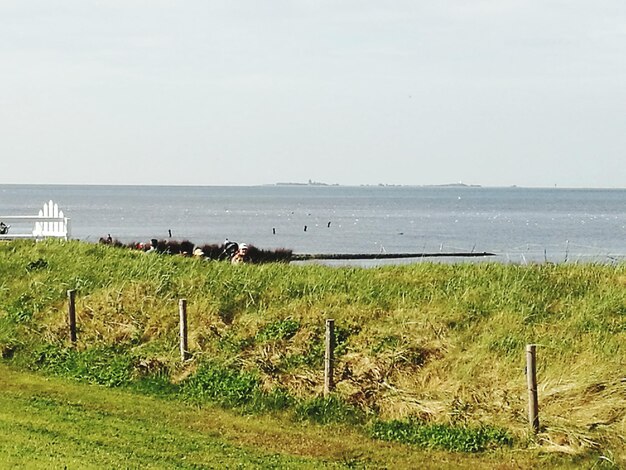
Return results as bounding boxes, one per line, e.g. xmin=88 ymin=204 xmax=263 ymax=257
xmin=526 ymin=344 xmax=539 ymax=433
xmin=324 ymin=318 xmax=335 ymax=397
xmin=67 ymin=289 xmax=77 ymax=345
xmin=179 ymin=299 xmax=188 ymax=362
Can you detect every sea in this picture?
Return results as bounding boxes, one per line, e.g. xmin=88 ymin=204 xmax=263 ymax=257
xmin=1 ymin=184 xmax=624 ymax=265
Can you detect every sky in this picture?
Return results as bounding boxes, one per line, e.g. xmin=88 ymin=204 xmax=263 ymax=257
xmin=1 ymin=1 xmax=625 ymax=188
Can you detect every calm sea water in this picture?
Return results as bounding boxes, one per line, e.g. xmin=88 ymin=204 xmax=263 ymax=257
xmin=1 ymin=185 xmax=624 ymax=264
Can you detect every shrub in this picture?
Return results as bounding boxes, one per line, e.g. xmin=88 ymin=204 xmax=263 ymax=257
xmin=180 ymin=363 xmax=260 ymax=408
xmin=295 ymin=396 xmax=365 ymax=425
xmin=255 ymin=318 xmax=300 ymax=342
xmin=369 ymin=419 xmax=513 ymax=452
xmin=31 ymin=345 xmax=134 ymax=387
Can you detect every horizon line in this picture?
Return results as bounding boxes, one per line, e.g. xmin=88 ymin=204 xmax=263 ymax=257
xmin=0 ymin=182 xmax=624 ymax=190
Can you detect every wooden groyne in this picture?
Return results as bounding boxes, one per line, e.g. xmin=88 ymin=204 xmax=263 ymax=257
xmin=291 ymin=252 xmax=496 ymax=261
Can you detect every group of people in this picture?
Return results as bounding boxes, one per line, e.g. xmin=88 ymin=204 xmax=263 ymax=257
xmin=98 ymin=234 xmax=257 ymax=264
xmin=222 ymin=239 xmax=250 ymax=264
xmin=142 ymin=237 xmax=251 ymax=264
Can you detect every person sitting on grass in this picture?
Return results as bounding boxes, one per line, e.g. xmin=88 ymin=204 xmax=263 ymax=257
xmin=221 ymin=239 xmax=239 ymax=260
xmin=231 ymin=243 xmax=250 ymax=264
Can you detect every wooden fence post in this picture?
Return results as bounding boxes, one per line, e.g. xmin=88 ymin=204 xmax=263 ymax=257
xmin=67 ymin=289 xmax=77 ymax=345
xmin=179 ymin=299 xmax=188 ymax=362
xmin=324 ymin=318 xmax=335 ymax=397
xmin=526 ymin=344 xmax=539 ymax=433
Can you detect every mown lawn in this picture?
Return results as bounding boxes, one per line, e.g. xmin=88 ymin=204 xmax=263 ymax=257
xmin=0 ymin=364 xmax=339 ymax=469
xmin=0 ymin=364 xmax=603 ymax=469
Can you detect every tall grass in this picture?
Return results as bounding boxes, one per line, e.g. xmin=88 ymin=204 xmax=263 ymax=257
xmin=0 ymin=240 xmax=624 ymax=460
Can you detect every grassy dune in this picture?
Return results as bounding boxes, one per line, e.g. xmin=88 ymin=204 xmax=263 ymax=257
xmin=0 ymin=240 xmax=624 ymax=467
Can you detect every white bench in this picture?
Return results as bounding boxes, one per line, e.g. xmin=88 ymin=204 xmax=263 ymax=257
xmin=0 ymin=200 xmax=71 ymax=241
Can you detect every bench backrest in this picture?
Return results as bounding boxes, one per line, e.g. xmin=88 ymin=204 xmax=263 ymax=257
xmin=0 ymin=200 xmax=71 ymax=240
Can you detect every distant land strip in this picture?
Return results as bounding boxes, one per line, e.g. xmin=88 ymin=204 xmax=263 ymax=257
xmin=291 ymin=252 xmax=495 ymax=261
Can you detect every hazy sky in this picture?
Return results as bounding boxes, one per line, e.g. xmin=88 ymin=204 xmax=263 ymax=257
xmin=1 ymin=1 xmax=625 ymax=187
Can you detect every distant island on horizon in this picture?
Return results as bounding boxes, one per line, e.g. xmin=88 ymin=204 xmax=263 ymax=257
xmin=275 ymin=179 xmax=340 ymax=187
xmin=273 ymin=180 xmax=482 ymax=188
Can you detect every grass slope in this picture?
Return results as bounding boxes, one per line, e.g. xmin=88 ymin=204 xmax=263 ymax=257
xmin=0 ymin=364 xmax=595 ymax=469
xmin=1 ymin=240 xmax=624 ymax=467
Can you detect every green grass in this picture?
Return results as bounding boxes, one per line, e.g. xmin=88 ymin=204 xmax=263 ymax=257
xmin=1 ymin=240 xmax=625 ymax=467
xmin=295 ymin=396 xmax=365 ymax=426
xmin=0 ymin=364 xmax=340 ymax=469
xmin=0 ymin=364 xmax=611 ymax=469
xmin=370 ymin=419 xmax=513 ymax=452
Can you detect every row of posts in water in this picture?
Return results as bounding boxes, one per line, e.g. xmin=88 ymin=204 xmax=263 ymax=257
xmin=66 ymin=290 xmax=539 ymax=434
